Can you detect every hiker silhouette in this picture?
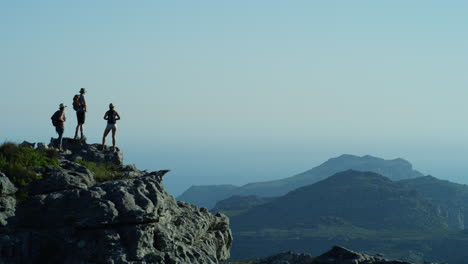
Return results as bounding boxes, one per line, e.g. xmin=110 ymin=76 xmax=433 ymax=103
xmin=102 ymin=103 xmax=121 ymax=152
xmin=73 ymin=88 xmax=87 ymax=140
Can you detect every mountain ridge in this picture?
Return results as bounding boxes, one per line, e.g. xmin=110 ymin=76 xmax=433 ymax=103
xmin=231 ymin=170 xmax=447 ymax=231
xmin=226 ymin=170 xmax=453 ymax=262
xmin=178 ymin=154 xmax=424 ymax=208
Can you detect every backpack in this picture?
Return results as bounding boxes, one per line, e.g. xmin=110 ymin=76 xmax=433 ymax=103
xmin=51 ymin=111 xmax=60 ymax=127
xmin=107 ymin=110 xmax=117 ymax=124
xmin=73 ymin=94 xmax=81 ymax=111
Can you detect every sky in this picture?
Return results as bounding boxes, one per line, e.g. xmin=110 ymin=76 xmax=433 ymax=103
xmin=1 ymin=1 xmax=468 ymax=196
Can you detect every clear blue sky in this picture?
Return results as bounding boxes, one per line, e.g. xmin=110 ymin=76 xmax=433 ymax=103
xmin=1 ymin=1 xmax=468 ymax=196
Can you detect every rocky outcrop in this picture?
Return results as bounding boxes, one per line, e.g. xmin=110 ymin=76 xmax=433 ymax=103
xmin=0 ymin=141 xmax=232 ymax=264
xmin=314 ymin=246 xmax=412 ymax=264
xmin=28 ymin=159 xmax=96 ymax=195
xmin=0 ymin=173 xmax=17 ymax=227
xmin=51 ymin=137 xmax=124 ymax=165
xmin=0 ymin=173 xmax=17 ymax=196
xmin=240 ymin=246 xmax=440 ymax=264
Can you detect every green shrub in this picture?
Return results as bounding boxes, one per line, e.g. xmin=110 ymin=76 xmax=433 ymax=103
xmin=75 ymin=159 xmax=124 ymax=182
xmin=0 ymin=142 xmax=58 ymax=168
xmin=0 ymin=142 xmax=58 ymax=201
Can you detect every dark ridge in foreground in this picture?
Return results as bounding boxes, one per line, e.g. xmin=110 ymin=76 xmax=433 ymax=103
xmin=0 ymin=139 xmax=232 ymax=264
xmin=227 ymin=246 xmax=442 ymax=264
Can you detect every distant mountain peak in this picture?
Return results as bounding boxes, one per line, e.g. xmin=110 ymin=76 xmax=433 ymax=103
xmin=179 ymin=154 xmax=424 ymax=208
xmin=328 ymin=154 xmax=411 ymax=165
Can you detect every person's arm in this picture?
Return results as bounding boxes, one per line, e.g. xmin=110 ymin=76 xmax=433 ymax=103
xmin=115 ymin=111 xmax=121 ymax=120
xmin=83 ymin=99 xmax=87 ymax=112
xmin=60 ymin=112 xmax=66 ymax=122
xmin=104 ymin=111 xmax=109 ymax=120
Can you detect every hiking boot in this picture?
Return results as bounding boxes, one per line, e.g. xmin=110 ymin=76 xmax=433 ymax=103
xmin=81 ymin=136 xmax=87 ymax=141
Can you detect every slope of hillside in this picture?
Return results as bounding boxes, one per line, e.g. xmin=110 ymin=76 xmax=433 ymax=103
xmin=178 ymin=154 xmax=424 ymax=208
xmin=227 ymin=170 xmax=449 ymax=262
xmin=211 ymin=195 xmax=275 ymax=216
xmin=231 ymin=170 xmax=446 ymax=231
xmin=400 ymin=176 xmax=468 ymax=230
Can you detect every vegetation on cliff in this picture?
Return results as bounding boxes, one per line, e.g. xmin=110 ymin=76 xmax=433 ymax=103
xmin=75 ymin=158 xmax=125 ymax=182
xmin=0 ymin=142 xmax=58 ymax=200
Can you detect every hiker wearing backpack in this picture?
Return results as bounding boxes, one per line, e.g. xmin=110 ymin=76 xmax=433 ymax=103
xmin=51 ymin=103 xmax=67 ymax=152
xmin=102 ymin=103 xmax=121 ymax=152
xmin=73 ymin=88 xmax=87 ymax=140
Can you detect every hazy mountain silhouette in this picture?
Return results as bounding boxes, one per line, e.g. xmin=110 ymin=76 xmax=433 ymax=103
xmin=177 ymin=184 xmax=238 ymax=210
xmin=179 ymin=154 xmax=424 ymax=208
xmin=211 ymin=195 xmax=275 ymax=215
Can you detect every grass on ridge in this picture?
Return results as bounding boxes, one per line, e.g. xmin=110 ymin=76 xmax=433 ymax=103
xmin=75 ymin=158 xmax=125 ymax=182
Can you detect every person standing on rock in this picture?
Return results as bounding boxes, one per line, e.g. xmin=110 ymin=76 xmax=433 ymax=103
xmin=73 ymin=88 xmax=87 ymax=140
xmin=51 ymin=103 xmax=67 ymax=152
xmin=102 ymin=103 xmax=121 ymax=152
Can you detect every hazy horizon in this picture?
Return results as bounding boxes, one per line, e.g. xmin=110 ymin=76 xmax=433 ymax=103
xmin=2 ymin=1 xmax=468 ymax=196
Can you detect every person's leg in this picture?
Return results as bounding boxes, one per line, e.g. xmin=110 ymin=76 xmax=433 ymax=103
xmin=111 ymin=127 xmax=117 ymax=151
xmin=57 ymin=127 xmax=64 ymax=151
xmin=80 ymin=112 xmax=86 ymax=139
xmin=74 ymin=125 xmax=79 ymax=139
xmin=102 ymin=128 xmax=111 ymax=150
xmin=75 ymin=112 xmax=80 ymax=139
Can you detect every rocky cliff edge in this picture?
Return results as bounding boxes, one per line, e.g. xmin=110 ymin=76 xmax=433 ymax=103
xmin=0 ymin=139 xmax=232 ymax=264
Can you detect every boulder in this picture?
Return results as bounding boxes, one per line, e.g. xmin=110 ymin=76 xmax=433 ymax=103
xmin=50 ymin=137 xmax=124 ymax=165
xmin=0 ymin=173 xmax=17 ymax=196
xmin=121 ymin=164 xmax=146 ymax=178
xmin=0 ymin=197 xmax=16 ymax=227
xmin=19 ymin=141 xmax=35 ymax=148
xmin=28 ymin=159 xmax=95 ymax=195
xmin=35 ymin=143 xmax=49 ymax=150
xmin=0 ymin=173 xmax=17 ymax=227
xmin=314 ymin=246 xmax=412 ymax=264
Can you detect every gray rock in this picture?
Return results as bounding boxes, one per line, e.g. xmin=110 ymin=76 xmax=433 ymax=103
xmin=0 ymin=173 xmax=16 ymax=227
xmin=0 ymin=196 xmax=16 ymax=227
xmin=28 ymin=159 xmax=96 ymax=195
xmin=19 ymin=141 xmax=35 ymax=148
xmin=314 ymin=246 xmax=412 ymax=264
xmin=0 ymin=173 xmax=17 ymax=196
xmin=35 ymin=142 xmax=48 ymax=150
xmin=50 ymin=137 xmax=124 ymax=165
xmin=9 ymin=173 xmax=231 ymax=263
xmin=121 ymin=164 xmax=146 ymax=178
xmin=0 ymin=140 xmax=231 ymax=263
